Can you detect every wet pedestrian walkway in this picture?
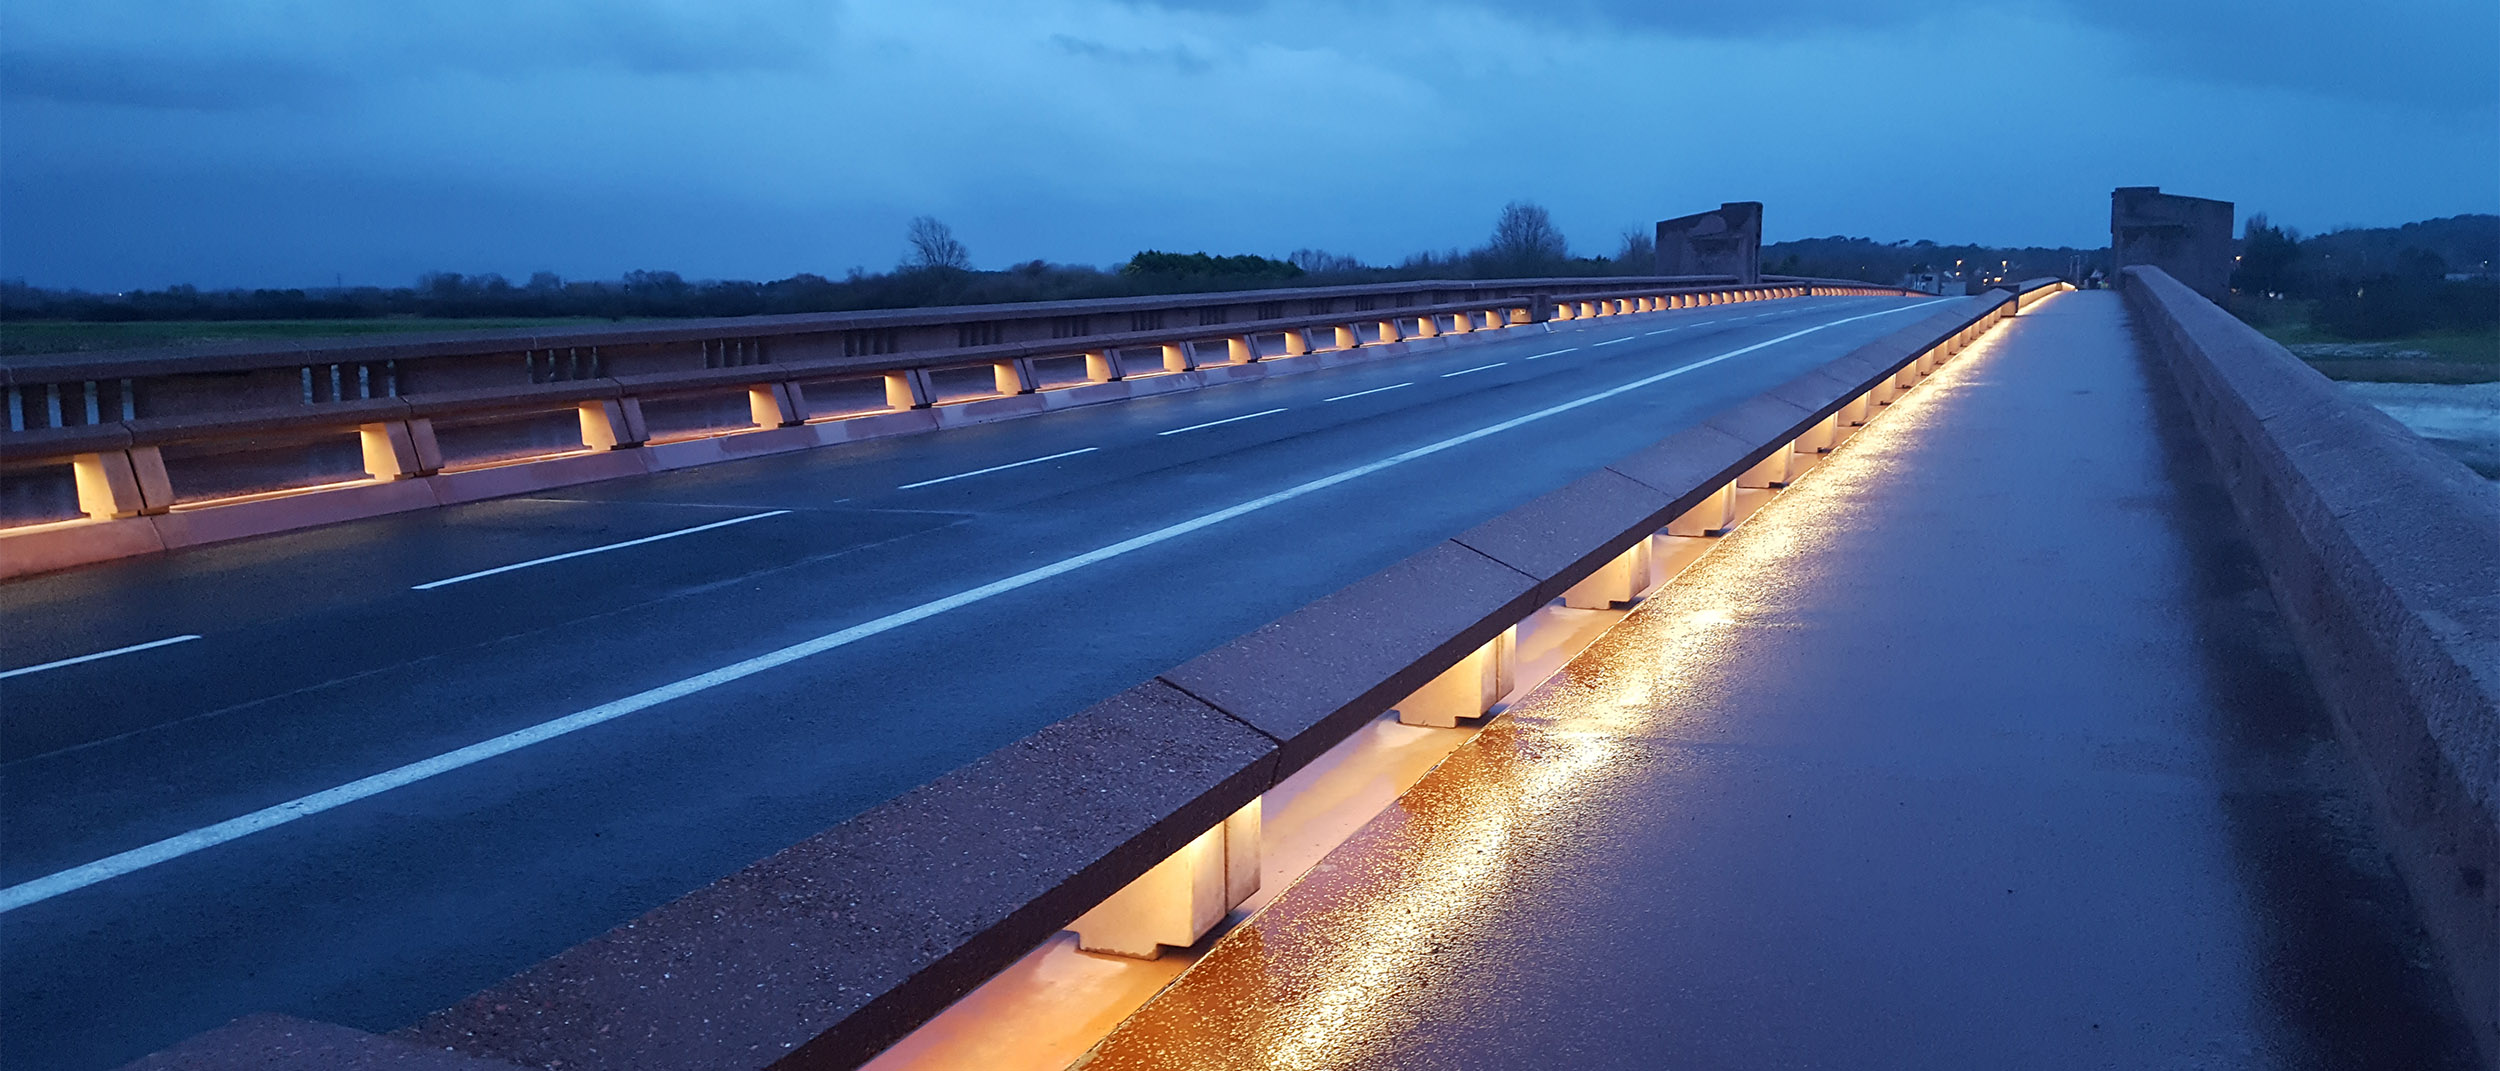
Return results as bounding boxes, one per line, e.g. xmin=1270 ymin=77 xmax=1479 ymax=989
xmin=1075 ymin=293 xmax=2479 ymax=1070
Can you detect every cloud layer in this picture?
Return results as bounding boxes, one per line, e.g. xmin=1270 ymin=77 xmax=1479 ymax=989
xmin=2 ymin=0 xmax=2491 ymax=289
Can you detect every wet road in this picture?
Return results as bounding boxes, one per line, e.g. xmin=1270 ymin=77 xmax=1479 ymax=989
xmin=1080 ymin=293 xmax=2478 ymax=1070
xmin=0 ymin=294 xmax=1945 ymax=1069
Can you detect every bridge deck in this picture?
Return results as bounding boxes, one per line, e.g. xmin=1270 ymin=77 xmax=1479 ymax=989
xmin=1077 ymin=292 xmax=2479 ymax=1069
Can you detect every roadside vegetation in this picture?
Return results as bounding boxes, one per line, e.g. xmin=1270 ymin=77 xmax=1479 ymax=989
xmin=2230 ymin=214 xmax=2499 ymax=384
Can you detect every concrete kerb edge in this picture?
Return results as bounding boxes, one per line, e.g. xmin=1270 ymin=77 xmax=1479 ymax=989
xmin=2121 ymin=264 xmax=2500 ymax=1064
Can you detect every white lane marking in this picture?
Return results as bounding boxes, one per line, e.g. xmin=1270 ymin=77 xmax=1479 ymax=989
xmin=1645 ymin=329 xmax=1677 ymax=336
xmin=1324 ymin=383 xmax=1412 ymax=403
xmin=410 ymin=511 xmax=794 ymax=590
xmin=1592 ymin=337 xmax=1635 ymax=347
xmin=897 ymin=447 xmax=1100 ymax=490
xmin=1 ymin=635 xmax=202 ymax=681
xmin=0 ymin=296 xmax=1950 ymax=915
xmin=1525 ymin=348 xmax=1577 ymax=360
xmin=1157 ymin=408 xmax=1287 ymax=436
xmin=1440 ymin=362 xmax=1506 ymax=378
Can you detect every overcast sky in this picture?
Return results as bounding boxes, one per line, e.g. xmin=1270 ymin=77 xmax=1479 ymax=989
xmin=2 ymin=0 xmax=2493 ymax=290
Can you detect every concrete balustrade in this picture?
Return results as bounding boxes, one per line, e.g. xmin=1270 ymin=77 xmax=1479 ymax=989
xmin=4 ymin=276 xmax=1920 ymax=576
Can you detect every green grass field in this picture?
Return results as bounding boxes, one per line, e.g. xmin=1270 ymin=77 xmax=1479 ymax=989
xmin=0 ymin=318 xmax=637 ymax=357
xmin=2238 ymin=306 xmax=2500 ymax=384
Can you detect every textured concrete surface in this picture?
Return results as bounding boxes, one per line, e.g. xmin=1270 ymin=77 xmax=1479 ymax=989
xmin=1 ymin=296 xmax=1942 ymax=1070
xmin=117 ymin=1014 xmax=522 ymax=1070
xmin=2127 ymin=266 xmax=2500 ymax=1062
xmin=1079 ymin=292 xmax=2478 ymax=1070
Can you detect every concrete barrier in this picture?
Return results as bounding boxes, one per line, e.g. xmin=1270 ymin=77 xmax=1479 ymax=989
xmin=115 ymin=286 xmax=1997 ymax=1071
xmin=4 ymin=279 xmax=1886 ymax=579
xmin=2123 ymin=264 xmax=2500 ymax=1061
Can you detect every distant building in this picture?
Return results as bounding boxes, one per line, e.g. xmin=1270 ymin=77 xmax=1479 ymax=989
xmin=1655 ymin=202 xmax=1763 ymax=284
xmin=2111 ymin=186 xmax=2235 ymax=303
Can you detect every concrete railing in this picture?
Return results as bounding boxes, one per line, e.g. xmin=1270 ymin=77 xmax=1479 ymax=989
xmin=196 ymin=287 xmax=2029 ymax=1071
xmin=2123 ymin=264 xmax=2500 ymax=1060
xmin=0 ymin=277 xmax=1912 ymax=578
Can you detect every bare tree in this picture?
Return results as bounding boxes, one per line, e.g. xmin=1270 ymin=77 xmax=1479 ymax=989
xmin=1485 ymin=200 xmax=1568 ymax=268
xmin=1614 ymin=229 xmax=1656 ymax=273
xmin=905 ymin=216 xmax=971 ymax=272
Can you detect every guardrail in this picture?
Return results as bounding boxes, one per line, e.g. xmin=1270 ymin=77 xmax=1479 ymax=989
xmin=2123 ymin=264 xmax=2500 ymax=1061
xmin=278 ymin=284 xmax=2041 ymax=1071
xmin=0 ymin=276 xmax=1908 ymax=578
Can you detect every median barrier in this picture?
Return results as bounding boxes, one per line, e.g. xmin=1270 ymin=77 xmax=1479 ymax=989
xmin=112 ymin=281 xmax=2007 ymax=1071
xmin=4 ymin=279 xmax=1896 ymax=580
xmin=2123 ymin=264 xmax=2500 ymax=1061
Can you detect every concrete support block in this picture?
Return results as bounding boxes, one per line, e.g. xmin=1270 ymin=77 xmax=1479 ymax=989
xmin=404 ymin=418 xmax=445 ymax=474
xmin=1084 ymin=350 xmax=1122 ymax=383
xmin=1667 ymin=482 xmax=1736 ymax=537
xmin=1280 ymin=330 xmax=1310 ymax=357
xmin=1375 ymin=320 xmax=1401 ymax=345
xmin=1393 ymin=626 xmax=1516 ymax=728
xmin=578 ymin=399 xmax=648 ymax=449
xmin=1563 ymin=538 xmax=1654 ymax=609
xmin=1071 ymin=799 xmax=1261 ymax=959
xmin=358 ymin=421 xmax=424 ymax=480
xmin=748 ymin=383 xmax=803 ymax=428
xmin=990 ymin=360 xmax=1039 ymax=396
xmin=884 ymin=370 xmax=934 ymax=410
xmin=72 ymin=451 xmax=148 ymax=520
xmin=1443 ymin=314 xmax=1471 ymax=335
xmin=1737 ymin=444 xmax=1793 ymax=489
xmin=1412 ymin=316 xmax=1438 ymax=339
xmin=1793 ymin=413 xmax=1840 ymax=454
xmin=1225 ymin=336 xmax=1258 ymax=364
xmin=1161 ymin=343 xmax=1193 ymax=374
xmin=1334 ymin=325 xmax=1360 ymax=350
xmin=1836 ymin=392 xmax=1872 ymax=428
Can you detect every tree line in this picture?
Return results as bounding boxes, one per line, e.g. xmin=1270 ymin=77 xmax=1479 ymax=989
xmin=2232 ymin=214 xmax=2498 ymax=340
xmin=0 ymin=203 xmax=1657 ymax=326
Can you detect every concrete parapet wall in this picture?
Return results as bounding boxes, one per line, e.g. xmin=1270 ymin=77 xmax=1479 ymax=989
xmin=2123 ymin=264 xmax=2500 ymax=1061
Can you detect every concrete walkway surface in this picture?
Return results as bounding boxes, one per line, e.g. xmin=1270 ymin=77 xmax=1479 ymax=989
xmin=1075 ymin=292 xmax=2481 ymax=1069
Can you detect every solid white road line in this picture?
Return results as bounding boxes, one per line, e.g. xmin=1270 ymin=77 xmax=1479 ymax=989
xmin=898 ymin=447 xmax=1100 ymax=490
xmin=0 ymin=635 xmax=202 ymax=681
xmin=1440 ymin=362 xmax=1506 ymax=378
xmin=0 ymin=296 xmax=1949 ymax=915
xmin=1324 ymin=383 xmax=1412 ymax=402
xmin=1592 ymin=337 xmax=1635 ymax=347
xmin=1157 ymin=408 xmax=1287 ymax=436
xmin=410 ymin=511 xmax=794 ymax=590
xmin=1525 ymin=348 xmax=1576 ymax=360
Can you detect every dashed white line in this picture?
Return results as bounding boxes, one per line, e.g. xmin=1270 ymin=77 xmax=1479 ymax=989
xmin=1325 ymin=383 xmax=1412 ymax=402
xmin=409 ymin=511 xmax=794 ymax=590
xmin=1158 ymin=408 xmax=1287 ymax=436
xmin=1645 ymin=329 xmax=1677 ymax=336
xmin=1440 ymin=362 xmax=1506 ymax=378
xmin=898 ymin=447 xmax=1100 ymax=489
xmin=1592 ymin=337 xmax=1635 ymax=347
xmin=0 ymin=296 xmax=1951 ymax=915
xmin=0 ymin=635 xmax=202 ymax=680
xmin=1524 ymin=348 xmax=1577 ymax=360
